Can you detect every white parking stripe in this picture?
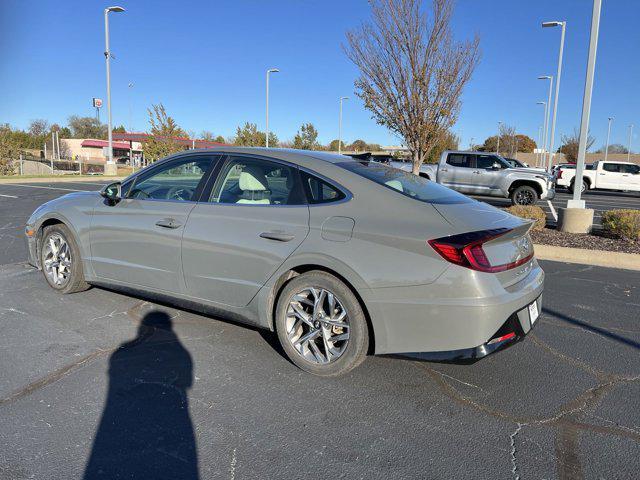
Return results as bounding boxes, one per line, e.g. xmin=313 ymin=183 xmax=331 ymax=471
xmin=0 ymin=184 xmax=83 ymax=192
xmin=0 ymin=194 xmax=18 ymax=198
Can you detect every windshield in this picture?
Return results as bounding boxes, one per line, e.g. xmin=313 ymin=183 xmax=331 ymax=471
xmin=337 ymin=161 xmax=473 ymax=205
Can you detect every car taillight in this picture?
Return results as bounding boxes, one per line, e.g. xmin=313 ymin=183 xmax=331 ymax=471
xmin=557 ymin=169 xmax=563 ymax=179
xmin=428 ymin=228 xmax=533 ymax=273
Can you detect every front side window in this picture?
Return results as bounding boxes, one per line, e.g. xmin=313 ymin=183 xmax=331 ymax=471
xmin=210 ymin=156 xmax=303 ymax=205
xmin=128 ymin=157 xmax=211 ymax=201
xmin=338 ymin=161 xmax=472 ymax=204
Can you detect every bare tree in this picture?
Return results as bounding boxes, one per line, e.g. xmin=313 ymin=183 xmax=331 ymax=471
xmin=559 ymin=128 xmax=595 ymax=163
xmin=344 ymin=0 xmax=480 ymax=174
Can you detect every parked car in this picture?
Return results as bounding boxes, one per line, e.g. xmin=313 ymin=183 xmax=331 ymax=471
xmin=386 ymin=151 xmax=555 ymax=206
xmin=25 ymin=148 xmax=544 ymax=376
xmin=504 ymin=157 xmax=546 ymax=172
xmin=556 ymin=160 xmax=640 ymax=193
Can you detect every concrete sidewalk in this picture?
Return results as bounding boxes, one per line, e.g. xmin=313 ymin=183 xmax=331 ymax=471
xmin=0 ymin=176 xmax=126 ymax=184
xmin=534 ymin=243 xmax=640 ymax=271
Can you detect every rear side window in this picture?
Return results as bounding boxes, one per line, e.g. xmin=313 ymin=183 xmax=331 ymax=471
xmin=447 ymin=154 xmax=472 ymax=168
xmin=337 ymin=161 xmax=472 ymax=205
xmin=603 ymin=163 xmax=621 ymax=173
xmin=621 ymin=164 xmax=640 ymax=174
xmin=301 ymin=171 xmax=346 ymax=204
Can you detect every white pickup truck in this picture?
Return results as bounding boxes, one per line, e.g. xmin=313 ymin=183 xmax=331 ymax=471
xmin=555 ymin=160 xmax=640 ymax=194
xmin=386 ymin=150 xmax=555 ymax=206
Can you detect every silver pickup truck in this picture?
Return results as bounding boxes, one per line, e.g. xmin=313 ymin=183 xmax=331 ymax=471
xmin=388 ymin=150 xmax=555 ymax=206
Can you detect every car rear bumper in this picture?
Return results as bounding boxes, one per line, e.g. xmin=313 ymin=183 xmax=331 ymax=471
xmin=363 ymin=260 xmax=544 ymax=355
xmin=391 ymin=296 xmax=541 ymax=362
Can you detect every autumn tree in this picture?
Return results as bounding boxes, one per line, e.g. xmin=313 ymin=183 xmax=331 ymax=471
xmin=425 ymin=129 xmax=459 ymax=163
xmin=0 ymin=124 xmax=19 ymax=175
xmin=559 ymin=128 xmax=595 ymax=163
xmin=596 ymin=143 xmax=628 ymax=154
xmin=28 ymin=119 xmax=50 ymax=137
xmin=349 ymin=139 xmax=368 ymax=152
xmin=344 ymin=0 xmax=480 ymax=174
xmin=142 ymin=104 xmax=188 ymax=162
xmin=293 ymin=123 xmax=319 ymax=150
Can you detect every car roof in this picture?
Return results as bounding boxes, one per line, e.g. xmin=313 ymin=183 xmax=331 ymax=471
xmin=179 ymin=147 xmax=357 ymax=165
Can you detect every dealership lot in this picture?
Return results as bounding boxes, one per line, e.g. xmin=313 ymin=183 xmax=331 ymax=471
xmin=0 ymin=179 xmax=639 ymax=478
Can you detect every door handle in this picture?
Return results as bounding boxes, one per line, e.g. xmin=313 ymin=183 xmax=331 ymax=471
xmin=472 ymin=170 xmax=482 ymax=174
xmin=440 ymin=168 xmax=448 ymax=172
xmin=155 ymin=218 xmax=182 ymax=229
xmin=259 ymin=232 xmax=295 ymax=242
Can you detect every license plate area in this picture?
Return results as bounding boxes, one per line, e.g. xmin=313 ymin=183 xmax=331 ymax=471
xmin=528 ymin=300 xmax=539 ymax=325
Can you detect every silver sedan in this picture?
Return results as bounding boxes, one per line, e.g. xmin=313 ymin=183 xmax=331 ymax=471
xmin=26 ymin=148 xmax=544 ymax=376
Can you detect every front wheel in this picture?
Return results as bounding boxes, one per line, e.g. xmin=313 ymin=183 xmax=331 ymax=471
xmin=40 ymin=224 xmax=90 ymax=294
xmin=510 ymin=185 xmax=539 ymax=206
xmin=275 ymin=271 xmax=369 ymax=376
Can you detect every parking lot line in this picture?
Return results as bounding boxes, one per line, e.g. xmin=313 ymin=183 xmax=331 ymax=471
xmin=0 ymin=184 xmax=83 ymax=192
xmin=0 ymin=194 xmax=18 ymax=198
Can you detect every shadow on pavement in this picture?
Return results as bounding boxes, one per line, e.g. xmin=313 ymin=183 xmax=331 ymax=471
xmin=83 ymin=311 xmax=199 ymax=479
xmin=544 ymin=307 xmax=640 ymax=351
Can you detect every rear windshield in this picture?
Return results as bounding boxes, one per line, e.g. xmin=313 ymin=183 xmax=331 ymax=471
xmin=337 ymin=161 xmax=472 ymax=205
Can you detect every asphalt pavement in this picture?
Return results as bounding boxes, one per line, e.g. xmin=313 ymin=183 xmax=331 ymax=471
xmin=1 ymin=180 xmax=639 ymax=479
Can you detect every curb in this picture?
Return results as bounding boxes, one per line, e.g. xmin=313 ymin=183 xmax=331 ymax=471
xmin=0 ymin=176 xmax=126 ymax=184
xmin=534 ymin=244 xmax=640 ymax=271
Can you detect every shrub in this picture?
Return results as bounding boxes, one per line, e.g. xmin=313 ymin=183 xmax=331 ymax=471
xmin=601 ymin=209 xmax=640 ymax=242
xmin=504 ymin=205 xmax=546 ymax=231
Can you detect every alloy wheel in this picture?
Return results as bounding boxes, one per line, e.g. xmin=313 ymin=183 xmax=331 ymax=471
xmin=43 ymin=233 xmax=72 ymax=287
xmin=285 ymin=287 xmax=350 ymax=364
xmin=515 ymin=189 xmax=535 ymax=205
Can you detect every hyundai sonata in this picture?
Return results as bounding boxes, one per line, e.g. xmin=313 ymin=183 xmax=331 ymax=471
xmin=26 ymin=148 xmax=543 ymax=376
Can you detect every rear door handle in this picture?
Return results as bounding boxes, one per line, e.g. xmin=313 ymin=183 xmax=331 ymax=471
xmin=155 ymin=218 xmax=182 ymax=229
xmin=259 ymin=232 xmax=295 ymax=242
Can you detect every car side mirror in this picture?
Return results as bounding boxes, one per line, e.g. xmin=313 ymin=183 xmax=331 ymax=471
xmin=100 ymin=182 xmax=122 ymax=205
xmin=490 ymin=162 xmax=501 ymax=170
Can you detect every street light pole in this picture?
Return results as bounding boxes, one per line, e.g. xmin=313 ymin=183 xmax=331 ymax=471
xmin=604 ymin=117 xmax=613 ymax=162
xmin=104 ymin=6 xmax=125 ymax=175
xmin=338 ymin=96 xmax=349 ymax=154
xmin=537 ymin=125 xmax=543 ymax=166
xmin=542 ymin=21 xmax=566 ymax=173
xmin=628 ymin=124 xmax=634 ymax=162
xmin=128 ymin=82 xmax=134 ymax=132
xmin=265 ymin=68 xmax=279 ymax=148
xmin=570 ymin=0 xmax=602 ymax=208
xmin=536 ymin=102 xmax=547 ymax=167
xmin=496 ymin=121 xmax=503 ymax=155
xmin=538 ymin=75 xmax=554 ymax=170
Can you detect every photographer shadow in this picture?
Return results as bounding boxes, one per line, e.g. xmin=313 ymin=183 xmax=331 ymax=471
xmin=84 ymin=311 xmax=198 ymax=479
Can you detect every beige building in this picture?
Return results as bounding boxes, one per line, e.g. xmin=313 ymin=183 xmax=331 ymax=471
xmin=61 ymin=138 xmax=143 ymax=163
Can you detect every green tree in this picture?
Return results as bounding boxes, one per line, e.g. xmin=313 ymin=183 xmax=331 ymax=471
xmin=0 ymin=124 xmax=19 ymax=175
xmin=214 ymin=135 xmax=226 ymax=144
xmin=292 ymin=123 xmax=319 ymax=150
xmin=349 ymin=139 xmax=368 ymax=151
xmin=142 ymin=104 xmax=188 ymax=162
xmin=68 ymin=116 xmax=107 ymax=139
xmin=113 ymin=125 xmax=126 ymax=133
xmin=480 ymin=129 xmax=536 ymax=155
xmin=328 ymin=139 xmax=346 ymax=151
xmin=233 ymin=122 xmax=277 ymax=147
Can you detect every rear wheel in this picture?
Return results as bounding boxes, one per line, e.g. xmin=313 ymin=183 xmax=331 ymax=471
xmin=40 ymin=224 xmax=89 ymax=294
xmin=275 ymin=271 xmax=368 ymax=376
xmin=510 ymin=185 xmax=539 ymax=206
xmin=568 ymin=179 xmax=588 ymax=194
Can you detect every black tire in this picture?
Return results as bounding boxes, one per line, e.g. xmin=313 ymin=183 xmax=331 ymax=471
xmin=510 ymin=185 xmax=539 ymax=206
xmin=275 ymin=271 xmax=369 ymax=376
xmin=568 ymin=179 xmax=588 ymax=194
xmin=40 ymin=224 xmax=90 ymax=294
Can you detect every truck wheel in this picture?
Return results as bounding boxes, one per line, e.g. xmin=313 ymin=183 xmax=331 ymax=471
xmin=510 ymin=185 xmax=538 ymax=206
xmin=568 ymin=179 xmax=588 ymax=194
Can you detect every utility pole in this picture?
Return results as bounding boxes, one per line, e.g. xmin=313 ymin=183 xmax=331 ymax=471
xmin=265 ymin=68 xmax=279 ymax=148
xmin=628 ymin=124 xmax=634 ymax=162
xmin=604 ymin=117 xmax=613 ymax=162
xmin=338 ymin=96 xmax=349 ymax=154
xmin=104 ymin=6 xmax=125 ymax=175
xmin=496 ymin=121 xmax=503 ymax=155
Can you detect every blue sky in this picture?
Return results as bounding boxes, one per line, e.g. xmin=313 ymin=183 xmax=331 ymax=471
xmin=1 ymin=0 xmax=638 ymax=151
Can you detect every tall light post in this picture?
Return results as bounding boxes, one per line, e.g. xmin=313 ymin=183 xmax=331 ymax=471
xmin=338 ymin=96 xmax=349 ymax=154
xmin=496 ymin=121 xmax=503 ymax=155
xmin=542 ymin=21 xmax=566 ymax=172
xmin=628 ymin=124 xmax=634 ymax=162
xmin=128 ymin=82 xmax=134 ymax=132
xmin=537 ymin=102 xmax=547 ymax=167
xmin=569 ymin=0 xmax=602 ymax=211
xmin=538 ymin=75 xmax=554 ymax=170
xmin=104 ymin=6 xmax=125 ymax=175
xmin=537 ymin=125 xmax=543 ymax=166
xmin=604 ymin=117 xmax=613 ymax=162
xmin=265 ymin=68 xmax=279 ymax=148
